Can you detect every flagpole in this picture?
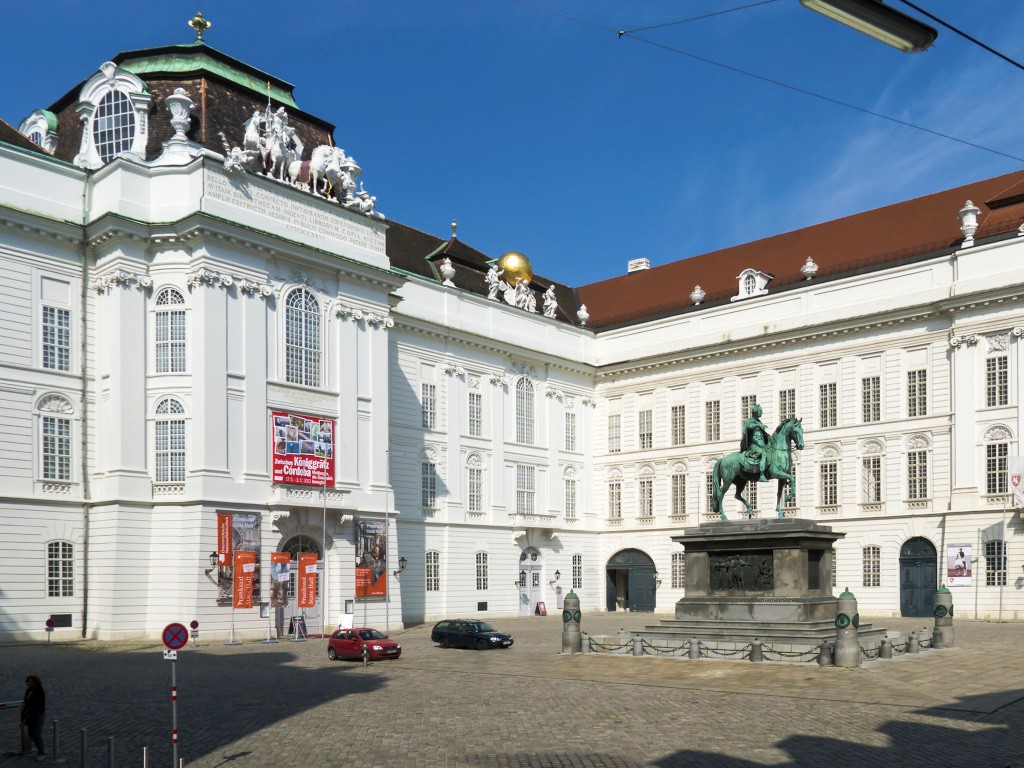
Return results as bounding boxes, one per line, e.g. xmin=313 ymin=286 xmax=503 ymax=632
xmin=321 ymin=466 xmax=328 ymax=644
xmin=999 ymin=495 xmax=1006 ymax=623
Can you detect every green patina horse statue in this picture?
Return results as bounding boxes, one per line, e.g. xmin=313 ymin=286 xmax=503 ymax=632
xmin=711 ymin=417 xmax=805 ymax=520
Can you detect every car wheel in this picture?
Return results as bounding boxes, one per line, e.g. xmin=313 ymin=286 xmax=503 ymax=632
xmin=328 ymin=647 xmax=338 ymax=660
xmin=439 ymin=636 xmax=450 ymax=649
xmin=476 ymin=638 xmax=488 ymax=650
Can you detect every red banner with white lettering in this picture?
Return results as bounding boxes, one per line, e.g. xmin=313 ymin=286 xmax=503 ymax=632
xmin=271 ymin=411 xmax=335 ymax=487
xmin=233 ymin=551 xmax=256 ymax=609
xmin=217 ymin=512 xmax=233 ymax=566
xmin=297 ymin=552 xmax=318 ymax=609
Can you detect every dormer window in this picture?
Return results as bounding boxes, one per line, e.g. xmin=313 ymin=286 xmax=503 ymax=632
xmin=93 ymin=90 xmax=136 ymax=163
xmin=73 ymin=62 xmax=152 ymax=169
xmin=731 ymin=268 xmax=771 ymax=302
xmin=18 ymin=110 xmax=59 ymax=153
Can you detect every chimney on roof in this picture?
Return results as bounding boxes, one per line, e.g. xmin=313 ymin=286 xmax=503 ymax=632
xmin=627 ymin=258 xmax=650 ymax=273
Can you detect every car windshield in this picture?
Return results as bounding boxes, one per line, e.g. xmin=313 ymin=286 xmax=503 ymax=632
xmin=358 ymin=629 xmax=385 ymax=640
xmin=469 ymin=622 xmax=496 ymax=633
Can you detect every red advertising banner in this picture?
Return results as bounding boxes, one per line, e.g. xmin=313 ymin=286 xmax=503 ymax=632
xmin=355 ymin=520 xmax=387 ymax=599
xmin=233 ymin=551 xmax=256 ymax=609
xmin=270 ymin=551 xmax=291 ymax=608
xmin=297 ymin=552 xmax=318 ymax=608
xmin=271 ymin=411 xmax=335 ymax=487
xmin=217 ymin=512 xmax=233 ymax=566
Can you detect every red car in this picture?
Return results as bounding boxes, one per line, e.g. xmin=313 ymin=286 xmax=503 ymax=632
xmin=327 ymin=628 xmax=402 ymax=661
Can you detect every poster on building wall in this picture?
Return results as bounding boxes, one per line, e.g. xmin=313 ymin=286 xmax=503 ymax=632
xmin=1009 ymin=456 xmax=1024 ymax=508
xmin=355 ymin=520 xmax=387 ymax=599
xmin=270 ymin=551 xmax=291 ymax=608
xmin=946 ymin=544 xmax=972 ymax=586
xmin=271 ymin=411 xmax=335 ymax=487
xmin=233 ymin=551 xmax=257 ymax=608
xmin=297 ymin=552 xmax=318 ymax=609
xmin=217 ymin=512 xmax=262 ymax=603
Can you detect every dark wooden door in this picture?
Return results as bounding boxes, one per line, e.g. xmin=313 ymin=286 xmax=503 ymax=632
xmin=629 ymin=568 xmax=656 ymax=612
xmin=899 ymin=537 xmax=936 ymax=617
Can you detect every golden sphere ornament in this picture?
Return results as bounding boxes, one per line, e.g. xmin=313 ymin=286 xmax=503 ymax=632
xmin=497 ymin=251 xmax=533 ymax=286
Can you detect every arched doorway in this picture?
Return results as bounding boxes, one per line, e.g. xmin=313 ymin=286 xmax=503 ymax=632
xmin=279 ymin=535 xmax=323 ymax=635
xmin=606 ymin=549 xmax=656 ymax=612
xmin=518 ymin=548 xmax=543 ymax=616
xmin=899 ymin=537 xmax=936 ymax=617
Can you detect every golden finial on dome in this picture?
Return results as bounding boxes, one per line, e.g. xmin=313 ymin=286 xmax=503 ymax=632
xmin=188 ymin=12 xmax=212 ymax=40
xmin=451 ymin=219 xmax=457 ymax=239
xmin=497 ymin=251 xmax=533 ymax=287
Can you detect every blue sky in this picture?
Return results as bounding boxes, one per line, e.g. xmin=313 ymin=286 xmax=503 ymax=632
xmin=4 ymin=1 xmax=1023 ymax=287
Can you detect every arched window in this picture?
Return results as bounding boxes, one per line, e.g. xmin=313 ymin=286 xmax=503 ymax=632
xmin=475 ymin=552 xmax=488 ymax=590
xmin=47 ymin=541 xmax=74 ymax=597
xmin=515 ymin=378 xmax=534 ymax=444
xmin=743 ymin=273 xmax=756 ymax=295
xmin=467 ymin=454 xmax=483 ymax=513
xmin=425 ymin=550 xmax=440 ymax=591
xmin=155 ymin=288 xmax=186 ymax=373
xmin=155 ymin=398 xmax=186 ymax=483
xmin=282 ymin=536 xmax=322 ymax=601
xmin=72 ymin=62 xmax=151 ymax=169
xmin=93 ymin=90 xmax=136 ymax=163
xmin=285 ymin=288 xmax=320 ymax=387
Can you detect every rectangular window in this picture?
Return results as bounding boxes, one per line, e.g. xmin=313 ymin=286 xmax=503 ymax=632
xmin=475 ymin=552 xmax=488 ymax=591
xmin=987 ymin=356 xmax=1008 ymax=407
xmin=671 ymin=473 xmax=686 ymax=517
xmin=468 ymin=391 xmax=482 ymax=437
xmin=705 ymin=400 xmax=720 ymax=442
xmin=42 ymin=306 xmax=71 ymax=371
xmin=985 ymin=540 xmax=1007 ymax=586
xmin=907 ymin=370 xmax=927 ymax=417
xmin=986 ymin=443 xmax=1008 ymax=495
xmin=608 ymin=414 xmax=621 ymax=453
xmin=47 ymin=541 xmax=74 ymax=597
xmin=608 ymin=481 xmax=622 ymax=519
xmin=819 ymin=383 xmax=837 ymax=428
xmin=572 ymin=553 xmax=583 ymax=589
xmin=862 ymin=545 xmax=880 ymax=587
xmin=425 ymin=551 xmax=440 ymax=592
xmin=564 ymin=477 xmax=577 ymax=519
xmin=907 ymin=451 xmax=928 ymax=499
xmin=515 ymin=380 xmax=535 ymax=444
xmin=155 ymin=420 xmax=186 ymax=483
xmin=740 ymin=395 xmax=758 ymax=420
xmin=42 ymin=415 xmax=71 ymax=481
xmin=639 ymin=478 xmax=653 ymax=517
xmin=516 ymin=464 xmax=535 ymax=515
xmin=564 ymin=411 xmax=577 ymax=452
xmin=862 ymin=456 xmax=882 ymax=503
xmin=820 ymin=462 xmax=838 ymax=506
xmin=779 ymin=389 xmax=796 ymax=422
xmin=748 ymin=480 xmax=758 ymax=510
xmin=784 ymin=465 xmax=798 ymax=509
xmin=638 ymin=409 xmax=653 ymax=450
xmin=421 ymin=383 xmax=436 ymax=430
xmin=421 ymin=462 xmax=437 ymax=508
xmin=156 ymin=308 xmax=186 ymax=373
xmin=467 ymin=465 xmax=482 ymax=512
xmin=705 ymin=472 xmax=715 ymax=515
xmin=671 ymin=404 xmax=686 ymax=446
xmin=862 ymin=376 xmax=881 ymax=422
xmin=671 ymin=551 xmax=685 ymax=589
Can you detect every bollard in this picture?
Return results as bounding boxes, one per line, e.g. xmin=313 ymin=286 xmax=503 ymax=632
xmin=688 ymin=637 xmax=700 ymax=660
xmin=933 ymin=585 xmax=954 ymax=649
xmin=919 ymin=628 xmax=931 ymax=650
xmin=833 ymin=587 xmax=861 ymax=668
xmin=632 ymin=638 xmax=643 ymax=657
xmin=907 ymin=633 xmax=920 ymax=654
xmin=879 ymin=637 xmax=892 ymax=659
xmin=581 ymin=632 xmax=591 ymax=654
xmin=53 ymin=718 xmax=60 ymax=761
xmin=142 ymin=745 xmax=149 ymax=768
xmin=81 ymin=727 xmax=86 ymax=768
xmin=817 ymin=639 xmax=833 ymax=666
xmin=108 ymin=735 xmax=114 ymax=768
xmin=561 ymin=591 xmax=583 ymax=654
xmin=749 ymin=638 xmax=763 ymax=663
xmin=362 ymin=643 xmax=369 ymax=667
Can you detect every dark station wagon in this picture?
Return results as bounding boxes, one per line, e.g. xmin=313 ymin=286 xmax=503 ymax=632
xmin=430 ymin=619 xmax=514 ymax=650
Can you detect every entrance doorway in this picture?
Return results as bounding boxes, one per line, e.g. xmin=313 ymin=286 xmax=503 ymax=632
xmin=605 ymin=549 xmax=657 ymax=612
xmin=899 ymin=537 xmax=937 ymax=617
xmin=518 ymin=548 xmax=543 ymax=616
xmin=278 ymin=535 xmax=323 ymax=635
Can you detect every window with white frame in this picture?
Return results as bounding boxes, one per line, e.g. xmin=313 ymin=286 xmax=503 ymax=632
xmin=572 ymin=553 xmax=582 ymax=589
xmin=93 ymin=90 xmax=136 ymax=163
xmin=862 ymin=545 xmax=880 ymax=587
xmin=907 ymin=370 xmax=927 ymax=417
xmin=515 ymin=379 xmax=535 ymax=444
xmin=672 ymin=551 xmax=685 ymax=589
xmin=42 ymin=414 xmax=72 ymax=481
xmin=421 ymin=383 xmax=437 ymax=430
xmin=47 ymin=541 xmax=74 ymax=597
xmin=832 ymin=549 xmax=837 ymax=588
xmin=475 ymin=552 xmax=488 ymax=590
xmin=819 ymin=383 xmax=837 ymax=428
xmin=740 ymin=395 xmax=757 ymax=420
xmin=784 ymin=464 xmax=798 ymax=509
xmin=705 ymin=400 xmax=720 ymax=442
xmin=608 ymin=414 xmax=621 ymax=453
xmin=467 ymin=460 xmax=482 ymax=513
xmin=468 ymin=391 xmax=482 ymax=437
xmin=862 ymin=455 xmax=882 ymax=503
xmin=639 ymin=476 xmax=653 ymax=517
xmin=907 ymin=450 xmax=928 ymax=499
xmin=779 ymin=389 xmax=796 ymax=422
xmin=425 ymin=550 xmax=440 ymax=591
xmin=72 ymin=62 xmax=151 ymax=169
xmin=155 ymin=288 xmax=186 ymax=373
xmin=421 ymin=461 xmax=437 ymax=508
xmin=284 ymin=288 xmax=320 ymax=387
xmin=985 ymin=540 xmax=1006 ymax=586
xmin=986 ymin=442 xmax=1008 ymax=495
xmin=671 ymin=404 xmax=686 ymax=445
xmin=747 ymin=480 xmax=758 ymax=510
xmin=155 ymin=398 xmax=185 ymax=483
xmin=986 ymin=355 xmax=1008 ymax=407
xmin=608 ymin=481 xmax=622 ymax=519
xmin=516 ymin=464 xmax=535 ymax=514
xmin=671 ymin=472 xmax=686 ymax=517
xmin=820 ymin=461 xmax=838 ymax=506
xmin=862 ymin=376 xmax=881 ymax=423
xmin=565 ymin=411 xmax=577 ymax=452
xmin=42 ymin=306 xmax=71 ymax=371
xmin=705 ymin=471 xmax=715 ymax=514
xmin=639 ymin=409 xmax=653 ymax=450
xmin=564 ymin=476 xmax=577 ymax=518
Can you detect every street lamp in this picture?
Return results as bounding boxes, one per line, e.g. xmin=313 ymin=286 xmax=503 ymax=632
xmin=204 ymin=551 xmax=218 ymax=576
xmin=393 ymin=556 xmax=408 ymax=577
xmin=549 ymin=569 xmax=561 ymax=586
xmin=799 ymin=0 xmax=937 ymax=53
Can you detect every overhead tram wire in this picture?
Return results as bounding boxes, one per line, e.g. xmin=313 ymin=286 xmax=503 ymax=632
xmin=507 ymin=0 xmax=1024 ymax=166
xmin=617 ymin=0 xmax=780 ymax=38
xmin=897 ymin=0 xmax=1024 ymax=74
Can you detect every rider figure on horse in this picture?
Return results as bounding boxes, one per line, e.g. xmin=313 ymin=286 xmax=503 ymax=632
xmin=740 ymin=404 xmax=770 ymax=482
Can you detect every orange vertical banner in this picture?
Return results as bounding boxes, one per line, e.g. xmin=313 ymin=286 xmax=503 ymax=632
xmin=297 ymin=552 xmax=318 ymax=608
xmin=233 ymin=551 xmax=256 ymax=609
xmin=217 ymin=512 xmax=233 ymax=565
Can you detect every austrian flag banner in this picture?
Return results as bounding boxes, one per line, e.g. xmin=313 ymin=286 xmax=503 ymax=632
xmin=298 ymin=552 xmax=318 ymax=608
xmin=1009 ymin=456 xmax=1024 ymax=508
xmin=270 ymin=411 xmax=335 ymax=487
xmin=233 ymin=551 xmax=256 ymax=609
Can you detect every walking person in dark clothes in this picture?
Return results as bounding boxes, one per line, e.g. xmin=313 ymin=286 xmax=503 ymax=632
xmin=21 ymin=675 xmax=46 ymax=761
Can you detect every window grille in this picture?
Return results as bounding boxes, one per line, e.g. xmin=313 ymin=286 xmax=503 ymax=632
xmin=907 ymin=370 xmax=927 ymax=417
xmin=608 ymin=414 xmax=621 ymax=453
xmin=572 ymin=554 xmax=583 ymax=589
xmin=862 ymin=545 xmax=880 ymax=587
xmin=475 ymin=552 xmax=488 ymax=590
xmin=862 ymin=456 xmax=882 ymax=503
xmin=986 ymin=443 xmax=1008 ymax=495
xmin=93 ymin=89 xmax=136 ymax=162
xmin=705 ymin=400 xmax=720 ymax=442
xmin=986 ymin=356 xmax=1008 ymax=407
xmin=639 ymin=477 xmax=653 ymax=517
xmin=907 ymin=451 xmax=928 ymax=499
xmin=425 ymin=551 xmax=440 ymax=591
xmin=985 ymin=540 xmax=1006 ymax=586
xmin=42 ymin=306 xmax=71 ymax=371
xmin=564 ymin=477 xmax=577 ymax=518
xmin=515 ymin=379 xmax=535 ymax=444
xmin=284 ymin=288 xmax=320 ymax=387
xmin=421 ymin=383 xmax=436 ymax=430
xmin=516 ymin=464 xmax=535 ymax=514
xmin=608 ymin=481 xmax=622 ymax=519
xmin=564 ymin=411 xmax=577 ymax=451
xmin=468 ymin=465 xmax=482 ymax=512
xmin=155 ymin=288 xmax=186 ymax=373
xmin=671 ymin=551 xmax=685 ymax=589
xmin=47 ymin=541 xmax=74 ymax=597
xmin=671 ymin=473 xmax=686 ymax=517
xmin=421 ymin=462 xmax=437 ymax=508
xmin=155 ymin=398 xmax=185 ymax=483
xmin=468 ymin=391 xmax=482 ymax=437
xmin=42 ymin=416 xmax=71 ymax=481
xmin=819 ymin=383 xmax=837 ymax=428
xmin=779 ymin=389 xmax=796 ymax=422
xmin=862 ymin=376 xmax=881 ymax=422
xmin=638 ymin=409 xmax=653 ymax=449
xmin=671 ymin=405 xmax=686 ymax=445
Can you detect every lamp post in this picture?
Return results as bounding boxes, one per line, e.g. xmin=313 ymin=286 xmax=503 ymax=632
xmin=392 ymin=556 xmax=408 ymax=577
xmin=799 ymin=0 xmax=937 ymax=53
xmin=204 ymin=551 xmax=217 ymax=577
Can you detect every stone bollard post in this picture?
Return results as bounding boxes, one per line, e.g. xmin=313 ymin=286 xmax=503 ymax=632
xmin=749 ymin=638 xmax=763 ymax=662
xmin=581 ymin=632 xmax=591 ymax=654
xmin=879 ymin=636 xmax=892 ymax=659
xmin=632 ymin=637 xmax=644 ymax=656
xmin=688 ymin=637 xmax=701 ymax=660
xmin=932 ymin=585 xmax=954 ymax=649
xmin=833 ymin=587 xmax=861 ymax=668
xmin=907 ymin=633 xmax=920 ymax=654
xmin=817 ymin=639 xmax=833 ymax=666
xmin=561 ymin=591 xmax=583 ymax=654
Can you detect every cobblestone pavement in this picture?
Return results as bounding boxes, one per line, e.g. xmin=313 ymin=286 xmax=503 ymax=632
xmin=1 ymin=614 xmax=1022 ymax=767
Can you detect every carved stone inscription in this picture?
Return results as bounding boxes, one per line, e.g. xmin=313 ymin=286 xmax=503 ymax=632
xmin=710 ymin=550 xmax=774 ymax=592
xmin=204 ymin=170 xmax=386 ymax=256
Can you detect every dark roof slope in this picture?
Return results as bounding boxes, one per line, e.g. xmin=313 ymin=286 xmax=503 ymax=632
xmin=0 ymin=118 xmax=47 ymax=155
xmin=577 ymin=170 xmax=1024 ymax=329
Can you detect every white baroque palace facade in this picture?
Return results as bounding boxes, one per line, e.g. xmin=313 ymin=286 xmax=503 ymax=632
xmin=1 ymin=37 xmax=1021 ymax=640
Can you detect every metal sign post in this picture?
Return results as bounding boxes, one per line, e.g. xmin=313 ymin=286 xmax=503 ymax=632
xmin=162 ymin=622 xmax=188 ymax=768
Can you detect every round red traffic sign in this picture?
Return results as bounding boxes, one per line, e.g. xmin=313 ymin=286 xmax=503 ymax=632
xmin=163 ymin=622 xmax=189 ymax=650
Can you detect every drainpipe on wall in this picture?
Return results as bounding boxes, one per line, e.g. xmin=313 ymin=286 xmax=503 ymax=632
xmin=79 ymin=172 xmax=92 ymax=639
